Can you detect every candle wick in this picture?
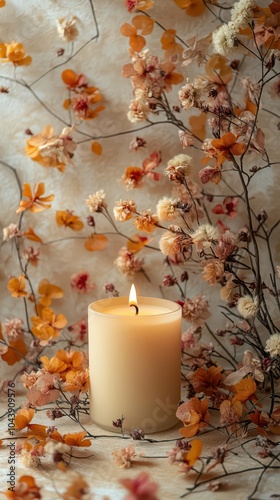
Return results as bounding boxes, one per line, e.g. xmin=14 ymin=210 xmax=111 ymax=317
xmin=130 ymin=304 xmax=139 ymax=315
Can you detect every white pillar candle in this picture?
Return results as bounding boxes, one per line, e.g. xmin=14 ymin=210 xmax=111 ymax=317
xmin=88 ymin=292 xmax=182 ymax=433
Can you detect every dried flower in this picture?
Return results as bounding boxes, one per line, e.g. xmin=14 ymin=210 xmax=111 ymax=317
xmin=115 ymin=247 xmax=143 ymax=277
xmin=237 ymin=295 xmax=259 ymax=319
xmin=134 ymin=210 xmax=158 ymax=233
xmin=129 ymin=136 xmax=147 ymax=150
xmin=265 ymin=334 xmax=280 ymax=357
xmin=112 ymin=445 xmax=140 ymax=468
xmin=85 ymin=190 xmax=107 ymax=213
xmin=182 ymin=295 xmax=211 ymax=326
xmin=176 ymin=397 xmax=210 ymax=437
xmin=159 ymin=231 xmax=191 ymax=258
xmin=192 ymin=224 xmax=219 ymax=250
xmin=31 ymin=307 xmax=67 ymax=342
xmin=68 ymin=319 xmax=88 ymax=342
xmin=0 ymin=41 xmax=32 ymax=66
xmin=165 ymin=154 xmax=192 ymax=182
xmin=70 ymin=271 xmax=95 ymax=294
xmin=114 ymin=199 xmax=137 ymax=222
xmin=202 ymin=260 xmax=224 ymax=285
xmin=3 ymin=223 xmax=19 ymax=241
xmin=4 ymin=318 xmax=23 ymax=341
xmin=61 ymin=475 xmax=90 ymax=500
xmin=22 ymin=247 xmax=40 ymax=267
xmin=7 ymin=275 xmax=28 ymax=298
xmin=56 ymin=16 xmax=78 ymax=42
xmin=119 ymin=472 xmax=158 ymax=500
xmin=156 ymin=197 xmax=178 ymax=222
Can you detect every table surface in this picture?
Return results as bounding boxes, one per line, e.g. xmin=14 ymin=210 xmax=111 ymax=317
xmin=0 ymin=392 xmax=279 ymax=500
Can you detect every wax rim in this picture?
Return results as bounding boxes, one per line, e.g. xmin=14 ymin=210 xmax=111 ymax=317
xmin=88 ymin=296 xmax=181 ymax=317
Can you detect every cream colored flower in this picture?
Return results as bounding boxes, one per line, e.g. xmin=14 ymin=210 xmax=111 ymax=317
xmin=57 ymin=16 xmax=78 ymax=42
xmin=85 ymin=190 xmax=107 ymax=213
xmin=156 ymin=197 xmax=178 ymax=222
xmin=21 ymin=449 xmax=40 ymax=468
xmin=192 ymin=224 xmax=219 ymax=250
xmin=231 ymin=0 xmax=255 ymax=28
xmin=202 ymin=260 xmax=224 ymax=285
xmin=3 ymin=223 xmax=19 ymax=241
xmin=113 ymin=200 xmax=137 ymax=222
xmin=134 ymin=210 xmax=158 ymax=233
xmin=237 ymin=295 xmax=259 ymax=319
xmin=159 ymin=231 xmax=191 ymax=257
xmin=212 ymin=23 xmax=238 ymax=56
xmin=112 ymin=445 xmax=142 ymax=468
xmin=265 ymin=334 xmax=280 ymax=357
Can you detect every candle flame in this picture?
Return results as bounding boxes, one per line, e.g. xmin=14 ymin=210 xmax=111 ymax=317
xmin=129 ymin=284 xmax=138 ymax=306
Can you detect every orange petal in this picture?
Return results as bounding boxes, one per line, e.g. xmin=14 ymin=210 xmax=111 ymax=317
xmin=184 ymin=438 xmax=203 ymax=467
xmin=62 ymin=69 xmax=77 ymax=85
xmin=84 ymin=234 xmax=108 ymax=251
xmin=132 ymin=15 xmax=154 ymax=35
xmin=130 ymin=34 xmax=146 ymax=52
xmin=120 ymin=23 xmax=137 ymax=37
xmin=91 ymin=141 xmax=102 ymax=155
xmin=189 ymin=113 xmax=206 ymax=140
xmin=23 ymin=227 xmax=43 ymax=243
xmin=14 ymin=408 xmax=35 ymax=430
xmin=179 ymin=423 xmax=199 ymax=438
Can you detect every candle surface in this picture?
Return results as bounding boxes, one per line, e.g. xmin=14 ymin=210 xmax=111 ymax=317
xmin=88 ymin=296 xmax=182 ymax=434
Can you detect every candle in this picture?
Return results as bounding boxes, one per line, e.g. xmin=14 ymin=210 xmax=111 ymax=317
xmin=88 ymin=286 xmax=182 ymax=433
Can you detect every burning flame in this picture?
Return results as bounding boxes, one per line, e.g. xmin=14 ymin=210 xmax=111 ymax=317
xmin=129 ymin=284 xmax=138 ymax=307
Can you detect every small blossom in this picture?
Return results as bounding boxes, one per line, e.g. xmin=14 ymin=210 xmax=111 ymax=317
xmin=70 ymin=271 xmax=95 ymax=294
xmin=113 ymin=199 xmax=137 ymax=222
xmin=178 ymin=130 xmax=195 ymax=148
xmin=67 ymin=319 xmax=88 ymax=342
xmin=165 ymin=154 xmax=192 ymax=182
xmin=103 ymin=283 xmax=120 ymax=297
xmin=4 ymin=318 xmax=23 ymax=341
xmin=129 ymin=136 xmax=147 ymax=150
xmin=115 ymin=247 xmax=143 ymax=277
xmin=182 ymin=295 xmax=211 ymax=326
xmin=276 ymin=265 xmax=280 ymax=278
xmin=162 ymin=275 xmax=177 ymax=287
xmin=119 ymin=472 xmax=158 ymax=500
xmin=202 ymin=260 xmax=224 ymax=285
xmin=0 ymin=41 xmax=32 ymax=66
xmin=134 ymin=210 xmax=158 ymax=233
xmin=85 ymin=190 xmax=107 ymax=213
xmin=220 ymin=399 xmax=243 ymax=430
xmin=156 ymin=197 xmax=178 ymax=222
xmin=46 ymin=408 xmax=64 ymax=420
xmin=237 ymin=295 xmax=259 ymax=319
xmin=20 ymin=449 xmax=40 ymax=468
xmin=220 ymin=273 xmax=236 ymax=302
xmin=130 ymin=428 xmax=145 ymax=440
xmin=22 ymin=246 xmax=40 ymax=267
xmin=265 ymin=334 xmax=280 ymax=357
xmin=192 ymin=224 xmax=219 ymax=250
xmin=3 ymin=223 xmax=19 ymax=241
xmin=112 ymin=445 xmax=140 ymax=468
xmin=176 ymin=397 xmax=210 ymax=438
xmin=57 ymin=16 xmax=78 ymax=42
xmin=159 ymin=231 xmax=192 ymax=258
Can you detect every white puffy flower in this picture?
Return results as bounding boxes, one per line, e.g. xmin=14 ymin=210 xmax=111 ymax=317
xmin=192 ymin=224 xmax=219 ymax=250
xmin=57 ymin=16 xmax=78 ymax=42
xmin=212 ymin=22 xmax=238 ymax=56
xmin=237 ymin=295 xmax=259 ymax=319
xmin=265 ymin=334 xmax=280 ymax=357
xmin=156 ymin=197 xmax=178 ymax=222
xmin=231 ymin=0 xmax=255 ymax=28
xmin=85 ymin=190 xmax=107 ymax=213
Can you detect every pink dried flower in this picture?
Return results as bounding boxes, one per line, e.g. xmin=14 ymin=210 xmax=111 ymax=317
xmin=202 ymin=260 xmax=224 ymax=285
xmin=115 ymin=247 xmax=143 ymax=277
xmin=129 ymin=137 xmax=147 ymax=151
xmin=182 ymin=296 xmax=211 ymax=326
xmin=22 ymin=246 xmax=40 ymax=267
xmin=104 ymin=283 xmax=120 ymax=297
xmin=215 ymin=231 xmax=237 ymax=259
xmin=70 ymin=271 xmax=95 ymax=294
xmin=181 ymin=326 xmax=201 ymax=351
xmin=67 ymin=318 xmax=88 ymax=342
xmin=178 ymin=130 xmax=195 ymax=148
xmin=212 ymin=197 xmax=239 ymax=218
xmin=162 ymin=275 xmax=177 ymax=287
xmin=112 ymin=445 xmax=141 ymax=468
xmin=119 ymin=472 xmax=158 ymax=500
xmin=4 ymin=318 xmax=24 ymax=341
xmin=25 ymin=371 xmax=60 ymax=407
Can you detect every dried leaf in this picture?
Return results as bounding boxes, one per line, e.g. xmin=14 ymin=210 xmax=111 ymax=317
xmin=84 ymin=234 xmax=108 ymax=251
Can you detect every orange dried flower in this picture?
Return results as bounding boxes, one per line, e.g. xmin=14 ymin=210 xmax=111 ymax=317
xmin=31 ymin=308 xmax=67 ymax=342
xmin=16 ymin=183 xmax=54 ymax=214
xmin=7 ymin=275 xmax=28 ymax=298
xmin=63 ymin=369 xmax=89 ymax=393
xmin=233 ymin=376 xmax=259 ymax=405
xmin=14 ymin=408 xmax=35 ymax=430
xmin=38 ymin=279 xmax=64 ymax=307
xmin=191 ymin=365 xmax=223 ymax=396
xmin=173 ymin=0 xmax=206 ymax=17
xmin=220 ymin=399 xmax=243 ymax=432
xmin=161 ymin=29 xmax=183 ymax=59
xmin=176 ymin=397 xmax=210 ymax=437
xmin=62 ymin=431 xmax=91 ymax=447
xmin=182 ymin=438 xmax=203 ymax=470
xmin=62 ymin=475 xmax=90 ymax=500
xmin=5 ymin=475 xmax=41 ymax=499
xmin=56 ymin=210 xmax=84 ymax=231
xmin=0 ymin=41 xmax=32 ymax=66
xmin=0 ymin=323 xmax=27 ymax=366
xmin=212 ymin=132 xmax=247 ymax=166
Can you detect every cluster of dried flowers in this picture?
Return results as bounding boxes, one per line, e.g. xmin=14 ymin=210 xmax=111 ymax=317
xmin=1 ymin=0 xmax=280 ymax=498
